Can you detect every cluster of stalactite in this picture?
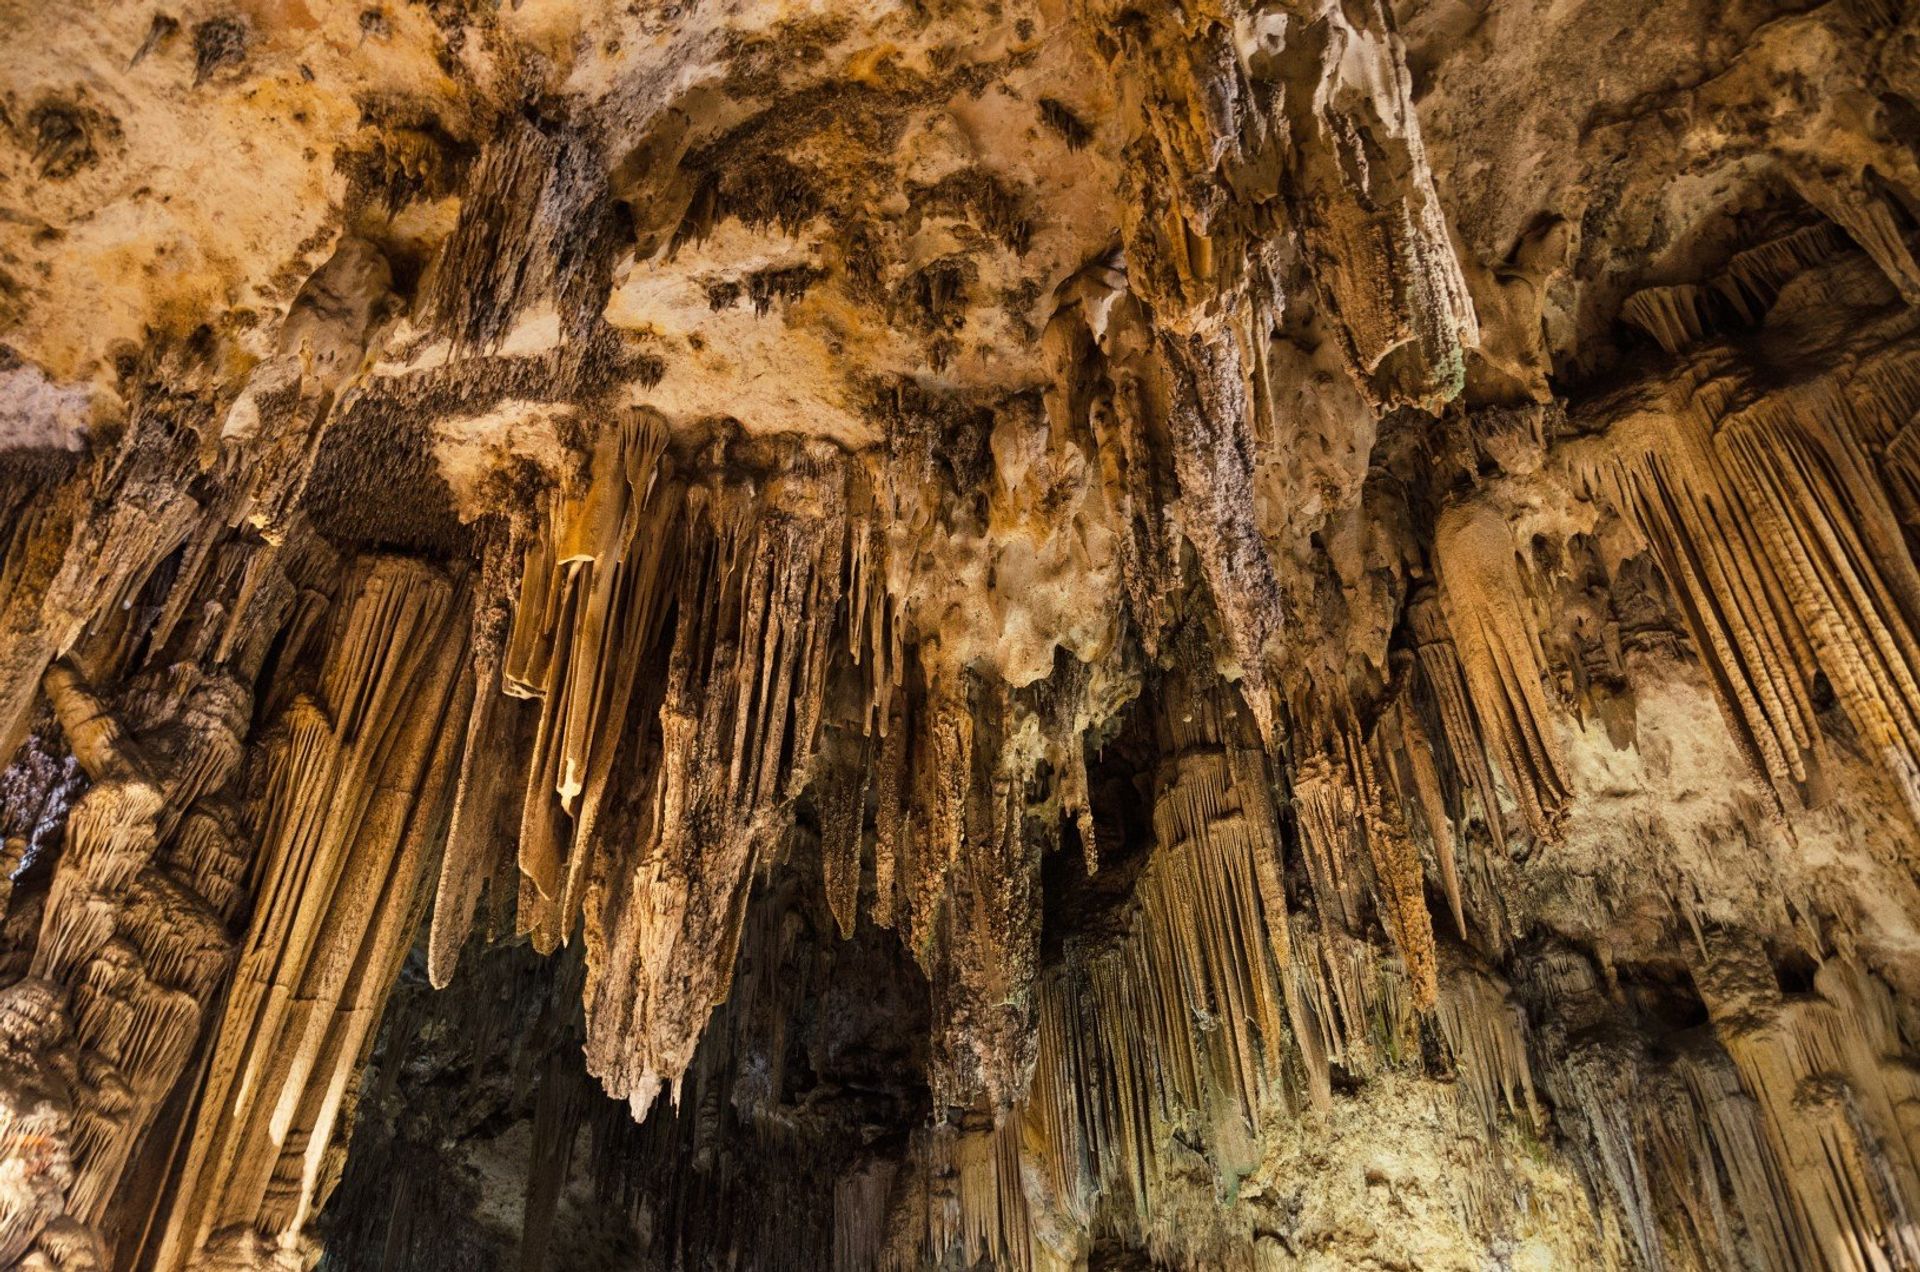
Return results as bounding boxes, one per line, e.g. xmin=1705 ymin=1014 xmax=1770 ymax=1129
xmin=803 ymin=99 xmax=1920 ymax=1272
xmin=0 ymin=535 xmax=478 ymax=1269
xmin=1571 ymin=245 xmax=1920 ymax=828
xmin=1521 ymin=938 xmax=1920 ymax=1272
xmin=820 ymin=655 xmax=1562 ymax=1271
xmin=2 ymin=0 xmax=1920 ymax=1268
xmin=0 ymin=233 xmax=480 ymax=1268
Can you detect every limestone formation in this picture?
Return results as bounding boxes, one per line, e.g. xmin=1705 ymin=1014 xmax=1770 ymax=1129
xmin=2 ymin=0 xmax=1919 ymax=1269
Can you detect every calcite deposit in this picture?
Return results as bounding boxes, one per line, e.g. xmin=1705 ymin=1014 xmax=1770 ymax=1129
xmin=2 ymin=0 xmax=1920 ymax=1268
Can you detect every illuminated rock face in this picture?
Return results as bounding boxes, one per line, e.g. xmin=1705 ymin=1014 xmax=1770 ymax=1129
xmin=3 ymin=1 xmax=1920 ymax=1269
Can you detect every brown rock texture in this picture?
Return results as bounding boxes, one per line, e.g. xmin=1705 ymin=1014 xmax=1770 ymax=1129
xmin=2 ymin=0 xmax=1920 ymax=1268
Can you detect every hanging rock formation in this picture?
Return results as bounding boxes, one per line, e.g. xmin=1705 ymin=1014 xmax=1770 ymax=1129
xmin=3 ymin=0 xmax=1920 ymax=1268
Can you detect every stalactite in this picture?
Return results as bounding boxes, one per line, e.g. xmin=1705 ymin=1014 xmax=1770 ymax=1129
xmin=1575 ymin=412 xmax=1823 ymax=804
xmin=1289 ymin=698 xmax=1440 ymax=1012
xmin=1407 ymin=586 xmax=1512 ymax=864
xmin=1715 ymin=223 xmax=1854 ymax=324
xmin=1158 ymin=330 xmax=1283 ymax=742
xmin=1432 ymin=960 xmax=1540 ymax=1133
xmin=582 ymin=437 xmax=849 ymax=1117
xmin=0 ymin=618 xmax=256 ymax=1262
xmin=1717 ymin=382 xmax=1920 ymax=819
xmin=217 ymin=238 xmax=394 ymax=548
xmin=1792 ymin=173 xmax=1920 ymax=308
xmin=820 ymin=737 xmax=871 ymax=942
xmin=0 ymin=379 xmax=207 ymax=767
xmin=847 ymin=470 xmax=907 ymax=740
xmin=145 ymin=555 xmax=466 ymax=1271
xmin=1569 ymin=329 xmax=1920 ymax=819
xmin=1079 ymin=283 xmax=1177 ymax=659
xmin=1433 ymin=500 xmax=1573 ymax=839
xmin=20 ymin=1215 xmax=106 ymax=1271
xmin=919 ymin=1119 xmax=1034 ymax=1272
xmin=907 ymin=674 xmax=973 ymax=965
xmin=926 ymin=681 xmax=1040 ymax=1113
xmin=33 ymin=662 xmax=162 ymax=900
xmin=1622 ymin=284 xmax=1720 ymax=356
xmin=833 ymin=1163 xmax=895 ymax=1272
xmin=416 ymin=115 xmax=614 ymax=353
xmin=1671 ymin=1043 xmax=1803 ymax=1272
xmin=1357 ymin=730 xmax=1440 ymax=1012
xmin=426 ymin=634 xmax=518 ymax=991
xmin=870 ymin=683 xmax=907 ymax=932
xmin=1385 ymin=693 xmax=1468 ymax=940
xmin=1291 ymin=750 xmax=1363 ymax=933
xmin=499 ymin=409 xmax=675 ymax=946
xmin=1693 ymin=940 xmax=1920 ymax=1271
xmin=1264 ymin=0 xmax=1479 ymax=410
xmin=909 ymin=654 xmax=1113 ymax=1115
